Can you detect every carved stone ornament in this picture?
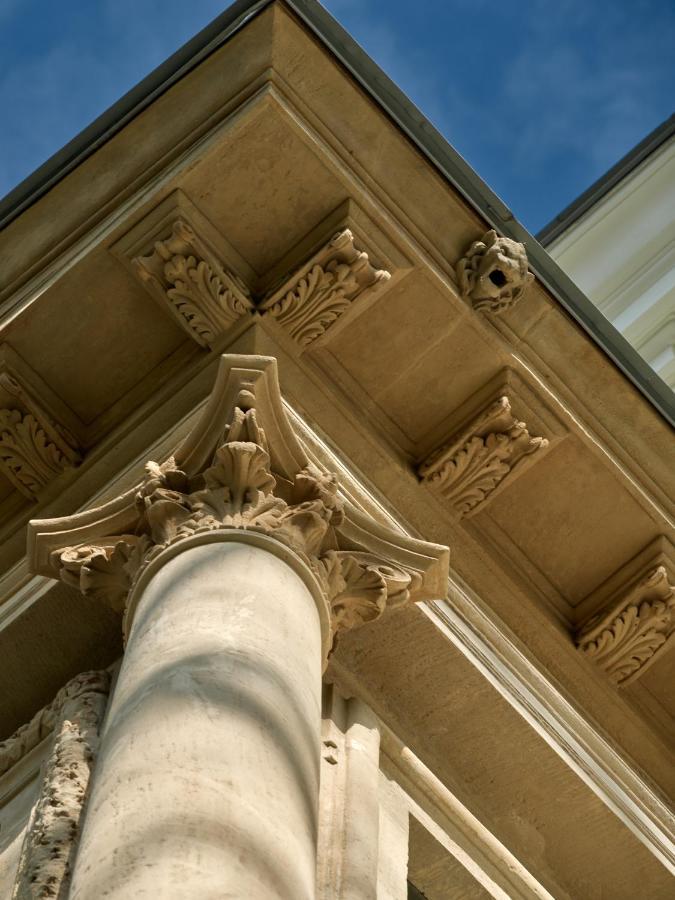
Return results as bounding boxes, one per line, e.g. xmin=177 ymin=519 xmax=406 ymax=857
xmin=3 ymin=670 xmax=110 ymax=900
xmin=576 ymin=566 xmax=675 ymax=685
xmin=418 ymin=396 xmax=548 ymax=517
xmin=131 ymin=221 xmax=390 ymax=351
xmin=456 ymin=229 xmax=534 ymax=313
xmin=0 ymin=371 xmax=80 ymax=499
xmin=132 ymin=218 xmax=254 ymax=348
xmin=260 ymin=228 xmax=390 ymax=347
xmin=28 ymin=355 xmax=448 ymax=661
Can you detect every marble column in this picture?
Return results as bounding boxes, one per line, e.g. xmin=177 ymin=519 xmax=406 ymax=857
xmin=69 ymin=533 xmax=329 ymax=900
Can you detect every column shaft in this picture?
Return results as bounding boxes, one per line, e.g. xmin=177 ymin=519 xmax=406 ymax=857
xmin=69 ymin=539 xmax=324 ymax=900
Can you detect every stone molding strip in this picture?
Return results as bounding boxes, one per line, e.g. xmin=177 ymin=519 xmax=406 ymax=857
xmin=8 ymin=671 xmax=110 ymax=900
xmin=12 ymin=673 xmax=110 ymax=899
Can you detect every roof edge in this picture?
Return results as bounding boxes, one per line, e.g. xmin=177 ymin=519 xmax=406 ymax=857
xmin=284 ymin=1 xmax=674 ymax=427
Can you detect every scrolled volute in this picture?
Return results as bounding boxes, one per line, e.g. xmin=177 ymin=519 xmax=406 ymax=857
xmin=314 ymin=549 xmax=420 ymax=643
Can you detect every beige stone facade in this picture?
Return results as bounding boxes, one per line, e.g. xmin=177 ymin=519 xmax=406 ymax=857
xmin=0 ymin=2 xmax=673 ymax=898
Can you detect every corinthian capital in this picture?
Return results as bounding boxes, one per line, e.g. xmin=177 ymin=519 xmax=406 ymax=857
xmin=28 ymin=355 xmax=448 ymax=659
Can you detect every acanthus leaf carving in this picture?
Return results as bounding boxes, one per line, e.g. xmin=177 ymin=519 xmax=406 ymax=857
xmin=315 ymin=549 xmax=418 ymax=644
xmin=266 ymin=260 xmax=357 ymax=346
xmin=576 ymin=565 xmax=675 ymax=685
xmin=457 ymin=229 xmax=534 ymax=313
xmin=128 ymin=214 xmax=392 ymax=351
xmin=260 ymin=228 xmax=390 ymax=347
xmin=418 ymin=396 xmax=547 ymax=516
xmin=57 ymin=537 xmax=152 ymax=614
xmin=133 ymin=219 xmax=254 ymax=348
xmin=0 ymin=408 xmax=76 ymax=499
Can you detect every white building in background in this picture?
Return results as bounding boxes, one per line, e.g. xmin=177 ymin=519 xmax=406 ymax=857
xmin=540 ymin=115 xmax=675 ymax=389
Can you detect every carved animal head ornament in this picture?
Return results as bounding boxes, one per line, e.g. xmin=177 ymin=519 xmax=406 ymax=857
xmin=457 ymin=229 xmax=534 ymax=314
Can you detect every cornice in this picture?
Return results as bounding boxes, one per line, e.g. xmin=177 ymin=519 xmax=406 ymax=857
xmin=0 ymin=81 xmax=670 ymax=542
xmin=0 ymin=0 xmax=670 ymax=427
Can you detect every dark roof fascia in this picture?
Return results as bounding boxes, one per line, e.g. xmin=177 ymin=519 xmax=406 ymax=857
xmin=0 ymin=0 xmax=672 ymax=427
xmin=537 ymin=114 xmax=675 ymax=246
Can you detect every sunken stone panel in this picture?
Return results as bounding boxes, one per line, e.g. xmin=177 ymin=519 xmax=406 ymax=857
xmin=476 ymin=436 xmax=661 ymax=610
xmin=180 ymin=97 xmax=348 ymax=276
xmin=327 ymin=272 xmax=505 ymax=449
xmin=5 ymin=251 xmax=187 ymax=427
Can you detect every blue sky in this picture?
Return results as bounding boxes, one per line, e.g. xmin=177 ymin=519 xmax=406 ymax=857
xmin=1 ymin=0 xmax=673 ymax=232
